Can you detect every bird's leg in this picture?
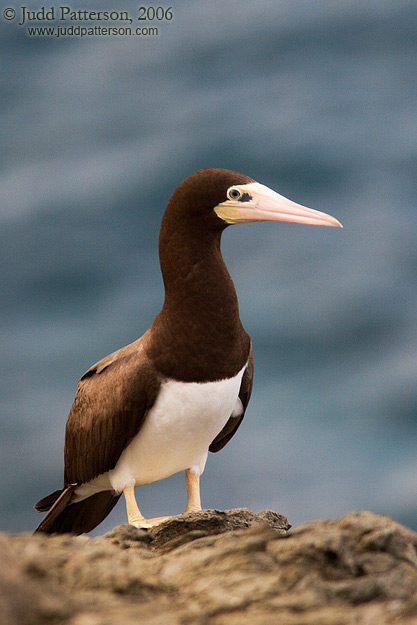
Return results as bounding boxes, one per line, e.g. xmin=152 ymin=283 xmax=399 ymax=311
xmin=184 ymin=468 xmax=202 ymax=512
xmin=123 ymin=484 xmax=147 ymax=526
xmin=123 ymin=484 xmax=173 ymax=529
xmin=123 ymin=470 xmax=202 ymax=530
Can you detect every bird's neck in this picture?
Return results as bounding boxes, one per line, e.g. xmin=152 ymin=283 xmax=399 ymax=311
xmin=161 ymin=228 xmax=239 ymax=319
xmin=146 ymin=225 xmax=250 ymax=382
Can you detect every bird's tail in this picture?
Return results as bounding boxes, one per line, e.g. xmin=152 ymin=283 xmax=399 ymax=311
xmin=34 ymin=485 xmax=120 ymax=535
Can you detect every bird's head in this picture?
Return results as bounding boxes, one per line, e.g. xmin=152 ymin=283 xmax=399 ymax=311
xmin=165 ymin=168 xmax=342 ymax=231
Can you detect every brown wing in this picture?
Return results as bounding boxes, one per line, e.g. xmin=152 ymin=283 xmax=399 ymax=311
xmin=209 ymin=345 xmax=254 ymax=453
xmin=64 ymin=337 xmax=161 ymax=485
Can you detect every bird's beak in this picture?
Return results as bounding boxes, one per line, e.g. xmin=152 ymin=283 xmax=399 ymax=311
xmin=215 ymin=182 xmax=343 ymax=228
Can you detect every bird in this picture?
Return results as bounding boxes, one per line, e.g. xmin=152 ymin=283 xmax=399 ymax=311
xmin=34 ymin=168 xmax=342 ymax=535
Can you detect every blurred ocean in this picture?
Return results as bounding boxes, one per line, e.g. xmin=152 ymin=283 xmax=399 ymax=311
xmin=1 ymin=0 xmax=417 ymax=534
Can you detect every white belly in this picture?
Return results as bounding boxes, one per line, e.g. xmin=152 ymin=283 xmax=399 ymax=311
xmin=74 ymin=365 xmax=246 ymax=501
xmin=109 ymin=367 xmax=245 ymax=491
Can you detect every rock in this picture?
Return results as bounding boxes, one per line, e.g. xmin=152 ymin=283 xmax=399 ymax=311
xmin=3 ymin=509 xmax=417 ymax=624
xmin=146 ymin=507 xmax=289 ymax=553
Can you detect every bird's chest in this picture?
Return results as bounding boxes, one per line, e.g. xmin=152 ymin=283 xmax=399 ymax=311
xmin=111 ymin=367 xmax=245 ymax=488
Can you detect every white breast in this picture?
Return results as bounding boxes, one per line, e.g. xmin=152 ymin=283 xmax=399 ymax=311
xmin=107 ymin=365 xmax=246 ymax=493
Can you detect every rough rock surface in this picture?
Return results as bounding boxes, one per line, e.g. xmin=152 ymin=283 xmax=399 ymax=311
xmin=3 ymin=508 xmax=417 ymax=624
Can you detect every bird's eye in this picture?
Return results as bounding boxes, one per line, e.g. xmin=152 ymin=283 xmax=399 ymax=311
xmin=227 ymin=187 xmax=242 ymax=200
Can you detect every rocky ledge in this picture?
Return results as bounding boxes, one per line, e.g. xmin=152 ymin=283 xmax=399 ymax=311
xmin=2 ymin=508 xmax=417 ymax=625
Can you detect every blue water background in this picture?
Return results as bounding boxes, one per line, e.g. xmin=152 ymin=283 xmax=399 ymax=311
xmin=1 ymin=0 xmax=417 ymax=533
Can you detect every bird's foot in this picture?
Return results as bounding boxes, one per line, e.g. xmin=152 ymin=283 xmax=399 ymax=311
xmin=184 ymin=504 xmax=202 ymax=513
xmin=129 ymin=515 xmax=173 ymax=529
xmin=124 ymin=484 xmax=173 ymax=529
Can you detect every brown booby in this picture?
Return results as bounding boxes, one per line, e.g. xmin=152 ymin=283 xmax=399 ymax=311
xmin=34 ymin=168 xmax=342 ymax=535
